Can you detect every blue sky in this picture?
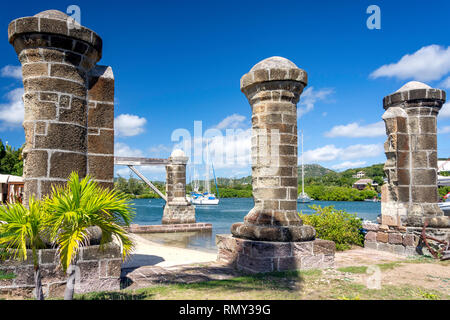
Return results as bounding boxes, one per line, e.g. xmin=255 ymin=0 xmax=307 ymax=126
xmin=1 ymin=0 xmax=450 ymax=181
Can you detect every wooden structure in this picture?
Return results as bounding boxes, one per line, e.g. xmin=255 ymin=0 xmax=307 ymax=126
xmin=114 ymin=156 xmax=168 ymax=202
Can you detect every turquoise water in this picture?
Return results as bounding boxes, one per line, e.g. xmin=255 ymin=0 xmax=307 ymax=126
xmin=132 ymin=198 xmax=380 ymax=252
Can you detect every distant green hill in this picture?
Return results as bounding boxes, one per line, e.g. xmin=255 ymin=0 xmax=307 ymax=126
xmin=298 ymin=164 xmax=335 ymax=178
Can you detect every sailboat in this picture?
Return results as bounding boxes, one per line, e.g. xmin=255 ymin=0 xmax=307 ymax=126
xmin=298 ymin=130 xmax=313 ymax=203
xmin=188 ymin=144 xmax=220 ymax=205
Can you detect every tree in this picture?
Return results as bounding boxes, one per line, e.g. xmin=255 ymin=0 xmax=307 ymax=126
xmin=45 ymin=172 xmax=135 ymax=300
xmin=0 ymin=198 xmax=47 ymax=300
xmin=0 ymin=141 xmax=24 ymax=176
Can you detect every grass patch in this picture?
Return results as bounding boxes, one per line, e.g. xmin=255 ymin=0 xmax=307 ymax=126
xmin=0 ymin=270 xmax=16 ymax=280
xmin=73 ymin=267 xmax=449 ymax=301
xmin=337 ymin=266 xmax=368 ymax=274
xmin=337 ymin=262 xmax=402 ymax=274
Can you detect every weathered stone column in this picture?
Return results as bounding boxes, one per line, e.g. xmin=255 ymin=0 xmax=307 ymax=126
xmin=231 ymin=56 xmax=315 ymax=242
xmin=8 ymin=10 xmax=115 ymax=202
xmin=217 ymin=57 xmax=334 ymax=273
xmin=381 ymin=81 xmax=449 ymax=228
xmin=162 ymin=149 xmax=195 ymax=224
xmin=87 ymin=66 xmax=115 ymax=190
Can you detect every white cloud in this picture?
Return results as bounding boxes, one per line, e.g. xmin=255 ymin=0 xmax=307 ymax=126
xmin=439 ymin=102 xmax=450 ymax=118
xmin=440 ymin=76 xmax=450 ymax=89
xmin=114 ymin=114 xmax=147 ymax=137
xmin=148 ymin=144 xmax=173 ymax=157
xmin=303 ymin=144 xmax=342 ymax=162
xmin=303 ymin=144 xmax=383 ymax=163
xmin=340 ymin=144 xmax=383 ymax=160
xmin=115 ymin=165 xmax=165 ymax=178
xmin=331 ymin=161 xmax=367 ymax=170
xmin=214 ymin=114 xmax=247 ymax=130
xmin=114 ymin=142 xmax=144 ymax=157
xmin=370 ymin=45 xmax=450 ymax=82
xmin=114 ymin=142 xmax=166 ymax=178
xmin=325 ymin=121 xmax=385 ymax=138
xmin=438 ymin=126 xmax=450 ymax=134
xmin=1 ymin=65 xmax=22 ymax=80
xmin=298 ymin=87 xmax=334 ymax=117
xmin=0 ymin=88 xmax=24 ymax=127
xmin=207 ymin=128 xmax=251 ymax=169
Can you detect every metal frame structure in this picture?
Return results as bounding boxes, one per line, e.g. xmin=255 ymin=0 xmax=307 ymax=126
xmin=114 ymin=157 xmax=168 ymax=202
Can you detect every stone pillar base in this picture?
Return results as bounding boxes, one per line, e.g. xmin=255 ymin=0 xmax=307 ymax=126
xmin=216 ymin=234 xmax=335 ymax=273
xmin=231 ymin=222 xmax=315 ymax=242
xmin=162 ymin=203 xmax=196 ymax=224
xmin=363 ymin=222 xmax=450 ymax=256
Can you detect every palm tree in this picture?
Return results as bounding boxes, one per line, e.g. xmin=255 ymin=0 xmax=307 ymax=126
xmin=44 ymin=172 xmax=135 ymax=300
xmin=0 ymin=198 xmax=47 ymax=300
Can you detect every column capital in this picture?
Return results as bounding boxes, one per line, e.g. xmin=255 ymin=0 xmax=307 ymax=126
xmin=8 ymin=9 xmax=102 ymax=62
xmin=240 ymin=56 xmax=307 ymax=94
xmin=168 ymin=149 xmax=188 ymax=165
xmin=383 ymin=81 xmax=446 ymax=110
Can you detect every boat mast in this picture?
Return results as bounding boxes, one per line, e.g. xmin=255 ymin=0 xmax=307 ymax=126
xmin=205 ymin=142 xmax=211 ymax=194
xmin=301 ymin=130 xmax=305 ymax=196
xmin=212 ymin=162 xmax=220 ymax=198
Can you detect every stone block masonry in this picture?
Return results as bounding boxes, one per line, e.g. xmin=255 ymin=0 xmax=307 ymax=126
xmin=363 ymin=222 xmax=449 ymax=257
xmin=8 ymin=9 xmax=115 ymax=203
xmin=216 ymin=234 xmax=335 ymax=273
xmin=381 ymin=81 xmax=448 ymax=229
xmin=221 ymin=57 xmax=335 ymax=273
xmin=0 ymin=242 xmax=122 ymax=298
xmin=162 ymin=149 xmax=196 ymax=224
xmin=365 ymin=81 xmax=450 ymax=255
xmin=128 ymin=223 xmax=212 ymax=234
xmin=231 ymin=56 xmax=314 ymax=242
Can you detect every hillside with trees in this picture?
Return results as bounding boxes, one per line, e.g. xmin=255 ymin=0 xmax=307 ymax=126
xmin=0 ymin=139 xmax=24 ymax=176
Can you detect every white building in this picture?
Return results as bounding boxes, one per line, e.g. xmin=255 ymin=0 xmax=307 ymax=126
xmin=352 ymin=171 xmax=365 ymax=179
xmin=0 ymin=174 xmax=24 ymax=204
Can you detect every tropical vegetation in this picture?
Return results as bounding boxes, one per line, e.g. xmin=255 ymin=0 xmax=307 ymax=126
xmin=0 ymin=139 xmax=24 ymax=176
xmin=45 ymin=172 xmax=135 ymax=300
xmin=299 ymin=205 xmax=365 ymax=251
xmin=0 ymin=172 xmax=135 ymax=300
xmin=0 ymin=197 xmax=48 ymax=299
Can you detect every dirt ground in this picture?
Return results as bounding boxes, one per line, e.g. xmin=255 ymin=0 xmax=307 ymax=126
xmin=333 ymin=247 xmax=449 ymax=296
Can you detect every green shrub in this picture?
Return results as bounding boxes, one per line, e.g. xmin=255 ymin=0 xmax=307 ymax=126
xmin=299 ymin=205 xmax=364 ymax=251
xmin=304 ymin=185 xmax=377 ymax=201
xmin=438 ymin=186 xmax=450 ymax=199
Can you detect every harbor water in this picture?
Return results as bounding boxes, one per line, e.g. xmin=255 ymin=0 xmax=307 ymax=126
xmin=131 ymin=198 xmax=381 ymax=252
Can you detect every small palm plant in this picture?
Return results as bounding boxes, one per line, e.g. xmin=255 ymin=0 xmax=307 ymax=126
xmin=0 ymin=198 xmax=47 ymax=300
xmin=45 ymin=172 xmax=135 ymax=300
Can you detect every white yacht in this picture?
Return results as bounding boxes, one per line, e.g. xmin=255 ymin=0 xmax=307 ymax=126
xmin=187 ymin=145 xmax=220 ymax=205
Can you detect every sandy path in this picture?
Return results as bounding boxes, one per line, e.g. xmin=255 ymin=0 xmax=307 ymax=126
xmin=122 ymin=234 xmax=217 ymax=269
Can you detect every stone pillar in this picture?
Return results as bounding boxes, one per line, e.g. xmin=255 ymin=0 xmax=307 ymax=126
xmin=87 ymin=66 xmax=115 ymax=190
xmin=162 ymin=149 xmax=195 ymax=224
xmin=8 ymin=10 xmax=115 ymax=202
xmin=231 ymin=56 xmax=315 ymax=242
xmin=381 ymin=81 xmax=449 ymax=228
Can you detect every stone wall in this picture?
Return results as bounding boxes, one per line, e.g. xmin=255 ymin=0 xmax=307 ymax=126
xmin=8 ymin=9 xmax=115 ymax=203
xmin=363 ymin=222 xmax=449 ymax=256
xmin=128 ymin=223 xmax=212 ymax=233
xmin=0 ymin=242 xmax=121 ymax=298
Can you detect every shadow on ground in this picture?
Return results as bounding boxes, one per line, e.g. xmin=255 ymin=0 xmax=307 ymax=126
xmin=120 ymin=262 xmax=307 ymax=296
